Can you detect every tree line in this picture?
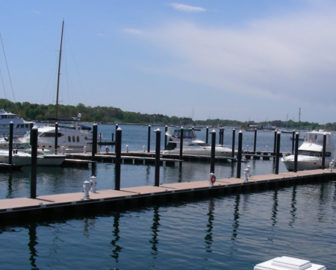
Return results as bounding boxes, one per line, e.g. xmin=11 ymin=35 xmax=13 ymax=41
xmin=1 ymin=99 xmax=335 ymax=130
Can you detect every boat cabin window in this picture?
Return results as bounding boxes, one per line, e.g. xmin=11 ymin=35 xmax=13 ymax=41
xmin=77 ymin=136 xmax=80 ymax=142
xmin=40 ymin=132 xmax=63 ymax=138
xmin=172 ymin=129 xmax=195 ymax=139
xmin=68 ymin=136 xmax=71 ymax=142
xmin=298 ymin=150 xmax=331 ymax=157
xmin=72 ymin=136 xmax=75 ymax=142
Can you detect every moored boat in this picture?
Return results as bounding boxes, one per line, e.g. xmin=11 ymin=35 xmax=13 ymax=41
xmin=281 ymin=130 xmax=334 ymax=171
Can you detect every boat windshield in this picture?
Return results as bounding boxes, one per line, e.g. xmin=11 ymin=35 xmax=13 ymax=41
xmin=172 ymin=129 xmax=195 ymax=139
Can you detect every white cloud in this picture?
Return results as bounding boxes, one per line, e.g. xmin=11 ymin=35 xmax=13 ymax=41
xmin=169 ymin=3 xmax=206 ymax=13
xmin=140 ymin=4 xmax=336 ymax=116
xmin=122 ymin=28 xmax=143 ymax=35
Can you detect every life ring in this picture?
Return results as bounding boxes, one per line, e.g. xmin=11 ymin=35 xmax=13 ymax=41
xmin=210 ymin=173 xmax=216 ymax=184
xmin=105 ymin=147 xmax=110 ymax=153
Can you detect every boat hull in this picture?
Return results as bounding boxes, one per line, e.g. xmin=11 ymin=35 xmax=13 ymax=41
xmin=282 ymin=155 xmax=331 ymax=171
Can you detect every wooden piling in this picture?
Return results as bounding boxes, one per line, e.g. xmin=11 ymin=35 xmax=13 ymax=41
xmin=236 ymin=131 xmax=242 ymax=178
xmin=8 ymin=122 xmax=13 ymax=165
xmin=275 ymin=132 xmax=281 ymax=174
xmin=30 ymin=128 xmax=38 ymax=199
xmin=154 ymin=129 xmax=161 ymax=186
xmin=210 ymin=130 xmax=216 ymax=173
xmin=115 ymin=128 xmax=122 ymax=190
xmin=92 ymin=124 xmax=97 ymax=158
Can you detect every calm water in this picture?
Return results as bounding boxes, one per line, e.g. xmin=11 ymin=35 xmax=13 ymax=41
xmin=0 ymin=125 xmax=335 ymax=269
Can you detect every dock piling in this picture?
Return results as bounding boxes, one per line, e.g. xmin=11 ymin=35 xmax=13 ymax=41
xmin=154 ymin=129 xmax=161 ymax=186
xmin=273 ymin=130 xmax=277 ymax=156
xmin=92 ymin=124 xmax=97 ymax=158
xmin=55 ymin=122 xmax=58 ymax=154
xmin=205 ymin=127 xmax=209 ymax=144
xmin=164 ymin=125 xmax=168 ymax=150
xmin=179 ymin=127 xmax=184 ymax=165
xmin=115 ymin=127 xmax=122 ymax=190
xmin=8 ymin=121 xmax=13 ymax=165
xmin=322 ymin=134 xmax=326 ymax=169
xmin=253 ymin=129 xmax=257 ymax=153
xmin=294 ymin=132 xmax=299 ymax=172
xmin=231 ymin=129 xmax=236 ymax=158
xmin=275 ymin=132 xmax=281 ymax=174
xmin=210 ymin=130 xmax=216 ymax=173
xmin=219 ymin=128 xmax=224 ymax=145
xmin=30 ymin=128 xmax=38 ymax=199
xmin=291 ymin=131 xmax=295 ymax=154
xmin=236 ymin=131 xmax=243 ymax=178
xmin=147 ymin=125 xmax=151 ymax=153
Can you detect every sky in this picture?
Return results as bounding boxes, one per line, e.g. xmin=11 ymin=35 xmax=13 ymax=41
xmin=0 ymin=0 xmax=336 ymax=123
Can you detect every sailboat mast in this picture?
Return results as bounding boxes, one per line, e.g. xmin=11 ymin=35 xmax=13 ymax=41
xmin=55 ymin=20 xmax=64 ymax=120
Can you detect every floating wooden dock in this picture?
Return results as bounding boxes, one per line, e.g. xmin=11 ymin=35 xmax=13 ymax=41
xmin=0 ymin=169 xmax=335 ymax=224
xmin=66 ymin=153 xmax=178 ymax=167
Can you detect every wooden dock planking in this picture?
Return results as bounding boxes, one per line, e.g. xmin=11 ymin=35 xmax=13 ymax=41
xmin=0 ymin=169 xmax=335 ymax=223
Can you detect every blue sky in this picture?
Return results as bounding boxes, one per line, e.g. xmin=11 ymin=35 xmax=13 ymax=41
xmin=0 ymin=0 xmax=336 ymax=123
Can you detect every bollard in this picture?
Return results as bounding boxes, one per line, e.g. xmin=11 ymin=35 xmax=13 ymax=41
xmin=30 ymin=128 xmax=38 ymax=199
xmin=210 ymin=130 xmax=216 ymax=173
xmin=154 ymin=129 xmax=161 ymax=186
xmin=112 ymin=132 xmax=114 ymax=143
xmin=147 ymin=125 xmax=151 ymax=153
xmin=236 ymin=131 xmax=243 ymax=178
xmin=231 ymin=129 xmax=236 ymax=158
xmin=92 ymin=124 xmax=97 ymax=158
xmin=329 ymin=159 xmax=335 ymax=172
xmin=205 ymin=126 xmax=209 ymax=144
xmin=164 ymin=125 xmax=168 ymax=150
xmin=253 ymin=129 xmax=257 ymax=153
xmin=322 ymin=134 xmax=326 ymax=169
xmin=294 ymin=132 xmax=299 ymax=172
xmin=244 ymin=166 xmax=250 ymax=182
xmin=115 ymin=127 xmax=122 ymax=190
xmin=8 ymin=121 xmax=13 ymax=165
xmin=90 ymin=175 xmax=97 ymax=193
xmin=275 ymin=132 xmax=281 ymax=174
xmin=209 ymin=172 xmax=216 ymax=187
xmin=179 ymin=127 xmax=184 ymax=163
xmin=83 ymin=180 xmax=90 ymax=200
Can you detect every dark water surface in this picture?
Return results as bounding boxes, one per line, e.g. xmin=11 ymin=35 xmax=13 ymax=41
xmin=0 ymin=125 xmax=335 ymax=269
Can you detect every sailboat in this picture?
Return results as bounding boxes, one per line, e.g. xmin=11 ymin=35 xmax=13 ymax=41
xmin=34 ymin=21 xmax=93 ymax=153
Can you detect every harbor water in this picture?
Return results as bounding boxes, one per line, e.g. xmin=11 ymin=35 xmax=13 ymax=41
xmin=0 ymin=125 xmax=335 ymax=269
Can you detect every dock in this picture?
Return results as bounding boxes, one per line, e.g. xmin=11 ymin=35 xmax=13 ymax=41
xmin=0 ymin=169 xmax=335 ymax=224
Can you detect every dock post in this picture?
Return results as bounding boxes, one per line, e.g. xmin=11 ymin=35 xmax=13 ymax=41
xmin=8 ymin=121 xmax=13 ymax=165
xmin=275 ymin=132 xmax=281 ymax=174
xmin=231 ymin=129 xmax=236 ymax=158
xmin=92 ymin=124 xmax=98 ymax=158
xmin=115 ymin=127 xmax=122 ymax=190
xmin=322 ymin=134 xmax=327 ymax=169
xmin=112 ymin=132 xmax=114 ymax=143
xmin=54 ymin=122 xmax=58 ymax=154
xmin=273 ymin=130 xmax=277 ymax=157
xmin=236 ymin=131 xmax=243 ymax=178
xmin=147 ymin=125 xmax=151 ymax=153
xmin=154 ymin=129 xmax=161 ymax=186
xmin=291 ymin=131 xmax=295 ymax=154
xmin=294 ymin=132 xmax=299 ymax=172
xmin=29 ymin=122 xmax=34 ymax=131
xmin=164 ymin=125 xmax=168 ymax=150
xmin=210 ymin=130 xmax=216 ymax=173
xmin=179 ymin=127 xmax=184 ymax=164
xmin=219 ymin=128 xmax=224 ymax=145
xmin=205 ymin=126 xmax=209 ymax=144
xmin=30 ymin=128 xmax=38 ymax=199
xmin=253 ymin=128 xmax=257 ymax=153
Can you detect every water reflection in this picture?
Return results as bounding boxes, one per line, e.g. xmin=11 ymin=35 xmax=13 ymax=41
xmin=231 ymin=194 xmax=240 ymax=241
xmin=271 ymin=189 xmax=278 ymax=227
xmin=111 ymin=213 xmax=122 ymax=264
xmin=205 ymin=200 xmax=214 ymax=253
xmin=91 ymin=162 xmax=97 ymax=177
xmin=289 ymin=185 xmax=297 ymax=227
xmin=150 ymin=206 xmax=160 ymax=256
xmin=28 ymin=223 xmax=38 ymax=270
xmin=83 ymin=218 xmax=96 ymax=238
xmin=7 ymin=173 xmax=13 ymax=198
xmin=145 ymin=165 xmax=150 ymax=185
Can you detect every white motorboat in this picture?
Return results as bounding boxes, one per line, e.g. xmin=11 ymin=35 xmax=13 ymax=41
xmin=0 ymin=109 xmax=33 ymax=137
xmin=254 ymin=256 xmax=326 ymax=270
xmin=0 ymin=149 xmax=65 ymax=166
xmin=282 ymin=130 xmax=334 ymax=171
xmin=14 ymin=122 xmax=92 ymax=154
xmin=163 ymin=127 xmax=232 ymax=157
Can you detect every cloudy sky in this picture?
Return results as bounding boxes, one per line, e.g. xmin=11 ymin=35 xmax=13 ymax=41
xmin=0 ymin=0 xmax=336 ymax=123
